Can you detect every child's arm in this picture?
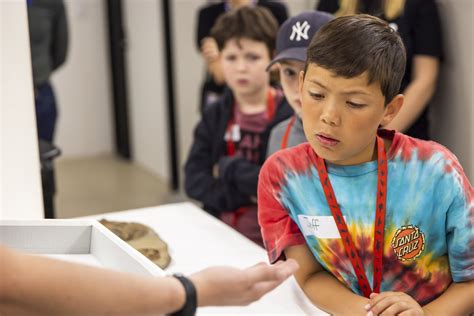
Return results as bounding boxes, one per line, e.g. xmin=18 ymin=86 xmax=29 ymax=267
xmin=184 ymin=115 xmax=250 ymax=211
xmin=218 ymin=156 xmax=261 ymax=197
xmin=365 ymin=281 xmax=474 ymax=316
xmin=422 ymin=281 xmax=474 ymax=315
xmin=200 ymin=37 xmax=225 ymax=85
xmin=285 ymin=244 xmax=369 ymax=315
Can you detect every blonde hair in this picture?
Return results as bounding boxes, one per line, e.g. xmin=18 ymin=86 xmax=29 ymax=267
xmin=335 ymin=0 xmax=405 ymax=20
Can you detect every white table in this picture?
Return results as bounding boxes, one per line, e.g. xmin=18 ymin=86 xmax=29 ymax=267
xmin=80 ymin=202 xmax=327 ymax=315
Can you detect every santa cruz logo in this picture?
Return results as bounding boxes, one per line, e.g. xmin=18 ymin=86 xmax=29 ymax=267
xmin=391 ymin=225 xmax=425 ymax=262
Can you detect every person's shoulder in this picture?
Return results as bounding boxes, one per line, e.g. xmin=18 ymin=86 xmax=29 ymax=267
xmin=392 ymin=132 xmax=456 ymax=162
xmin=261 ymin=143 xmax=313 ymax=185
xmin=271 ymin=117 xmax=293 ymax=135
xmin=390 ymin=132 xmax=468 ymax=182
xmin=264 ymin=143 xmax=313 ymax=170
xmin=202 ymin=89 xmax=233 ymax=118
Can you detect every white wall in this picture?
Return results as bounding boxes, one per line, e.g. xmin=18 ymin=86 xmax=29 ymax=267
xmin=286 ymin=0 xmax=318 ymax=16
xmin=52 ymin=0 xmax=114 ymax=157
xmin=51 ymin=0 xmax=171 ymax=180
xmin=1 ymin=1 xmax=43 ymax=219
xmin=172 ymin=0 xmax=206 ymax=182
xmin=431 ymin=0 xmax=473 ymax=181
xmin=123 ymin=0 xmax=170 ymax=181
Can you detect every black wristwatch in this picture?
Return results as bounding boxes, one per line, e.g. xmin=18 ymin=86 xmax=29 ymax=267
xmin=169 ymin=273 xmax=197 ymax=316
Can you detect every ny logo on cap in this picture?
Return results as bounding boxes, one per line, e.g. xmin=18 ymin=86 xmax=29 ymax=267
xmin=290 ymin=21 xmax=310 ymax=41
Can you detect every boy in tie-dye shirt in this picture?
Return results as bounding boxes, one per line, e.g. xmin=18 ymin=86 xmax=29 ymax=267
xmin=258 ymin=15 xmax=473 ymax=315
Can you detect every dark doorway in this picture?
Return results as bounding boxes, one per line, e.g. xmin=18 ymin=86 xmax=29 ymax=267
xmin=107 ymin=0 xmax=180 ymax=191
xmin=107 ymin=0 xmax=131 ymax=159
xmin=161 ymin=0 xmax=180 ymax=191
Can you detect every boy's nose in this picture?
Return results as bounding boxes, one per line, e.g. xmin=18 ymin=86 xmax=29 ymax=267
xmin=320 ymin=102 xmax=341 ymax=126
xmin=236 ymin=59 xmax=248 ymax=71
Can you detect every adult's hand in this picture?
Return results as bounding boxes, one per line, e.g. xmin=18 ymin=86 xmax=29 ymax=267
xmin=190 ymin=259 xmax=299 ymax=307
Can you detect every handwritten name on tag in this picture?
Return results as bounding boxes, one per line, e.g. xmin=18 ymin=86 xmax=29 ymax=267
xmin=297 ymin=215 xmax=343 ymax=239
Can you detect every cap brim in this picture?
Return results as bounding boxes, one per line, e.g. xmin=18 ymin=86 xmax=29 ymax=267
xmin=266 ymin=47 xmax=307 ymax=71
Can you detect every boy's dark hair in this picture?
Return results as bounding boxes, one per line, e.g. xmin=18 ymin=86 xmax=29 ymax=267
xmin=306 ymin=14 xmax=406 ymax=104
xmin=211 ymin=6 xmax=279 ymax=56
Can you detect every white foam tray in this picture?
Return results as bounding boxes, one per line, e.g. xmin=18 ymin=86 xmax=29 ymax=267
xmin=0 ymin=219 xmax=164 ymax=277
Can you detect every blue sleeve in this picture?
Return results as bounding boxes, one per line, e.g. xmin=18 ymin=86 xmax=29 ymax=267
xmin=445 ymin=172 xmax=474 ymax=282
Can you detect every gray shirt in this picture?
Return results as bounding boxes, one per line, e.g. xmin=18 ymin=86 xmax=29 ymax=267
xmin=267 ymin=115 xmax=306 ymax=157
xmin=28 ymin=0 xmax=68 ymax=86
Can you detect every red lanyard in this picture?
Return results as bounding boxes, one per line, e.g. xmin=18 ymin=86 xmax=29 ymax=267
xmin=280 ymin=115 xmax=296 ymax=150
xmin=226 ymin=89 xmax=276 ymax=156
xmin=314 ymin=136 xmax=387 ymax=297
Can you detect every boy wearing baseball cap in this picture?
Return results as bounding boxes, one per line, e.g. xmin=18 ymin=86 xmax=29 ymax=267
xmin=266 ymin=11 xmax=334 ymax=157
xmin=258 ymin=14 xmax=473 ymax=315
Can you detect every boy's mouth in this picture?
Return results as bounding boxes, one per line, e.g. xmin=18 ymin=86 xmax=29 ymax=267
xmin=316 ymin=133 xmax=340 ymax=147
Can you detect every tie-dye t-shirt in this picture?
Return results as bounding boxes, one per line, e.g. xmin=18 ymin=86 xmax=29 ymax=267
xmin=258 ymin=130 xmax=473 ymax=305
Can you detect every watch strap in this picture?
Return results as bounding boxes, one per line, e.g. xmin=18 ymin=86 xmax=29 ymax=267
xmin=169 ymin=273 xmax=197 ymax=316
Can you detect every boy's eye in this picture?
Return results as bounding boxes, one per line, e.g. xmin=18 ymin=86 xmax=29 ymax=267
xmin=282 ymin=68 xmax=296 ymax=77
xmin=225 ymin=55 xmax=236 ymax=61
xmin=347 ymin=101 xmax=366 ymax=108
xmin=246 ymin=54 xmax=261 ymax=61
xmin=309 ymin=92 xmax=324 ymax=100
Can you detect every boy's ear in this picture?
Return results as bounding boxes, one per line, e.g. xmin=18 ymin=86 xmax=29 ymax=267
xmin=298 ymin=70 xmax=305 ymax=97
xmin=380 ymin=94 xmax=404 ymax=127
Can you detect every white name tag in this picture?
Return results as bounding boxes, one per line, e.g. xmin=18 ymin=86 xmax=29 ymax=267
xmin=297 ymin=215 xmax=343 ymax=239
xmin=231 ymin=124 xmax=241 ymax=141
xmin=224 ymin=124 xmax=241 ymax=142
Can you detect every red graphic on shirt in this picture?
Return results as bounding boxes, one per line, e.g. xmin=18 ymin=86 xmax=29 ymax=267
xmin=391 ymin=225 xmax=425 ymax=262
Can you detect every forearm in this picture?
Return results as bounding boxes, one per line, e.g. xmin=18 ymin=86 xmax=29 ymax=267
xmin=1 ymin=246 xmax=184 ymax=315
xmin=385 ymin=55 xmax=439 ymax=133
xmin=385 ymin=79 xmax=435 ymax=132
xmin=185 ymin=169 xmax=250 ymax=210
xmin=285 ymin=245 xmax=367 ymax=314
xmin=302 ymin=271 xmax=368 ymax=315
xmin=207 ymin=59 xmax=225 ymax=85
xmin=219 ymin=157 xmax=259 ymax=197
xmin=423 ymin=281 xmax=474 ymax=315
xmin=232 ymin=167 xmax=259 ymax=196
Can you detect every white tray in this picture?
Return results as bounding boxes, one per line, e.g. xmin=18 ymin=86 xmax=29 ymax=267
xmin=0 ymin=219 xmax=164 ymax=277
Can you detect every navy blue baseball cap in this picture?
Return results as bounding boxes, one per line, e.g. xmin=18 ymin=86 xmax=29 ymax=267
xmin=267 ymin=11 xmax=334 ymax=70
